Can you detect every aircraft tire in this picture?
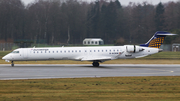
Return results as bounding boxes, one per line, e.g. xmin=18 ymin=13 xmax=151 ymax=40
xmin=92 ymin=62 xmax=99 ymax=67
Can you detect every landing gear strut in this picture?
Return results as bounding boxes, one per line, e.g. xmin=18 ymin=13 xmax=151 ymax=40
xmin=92 ymin=61 xmax=99 ymax=67
xmin=11 ymin=61 xmax=14 ymax=67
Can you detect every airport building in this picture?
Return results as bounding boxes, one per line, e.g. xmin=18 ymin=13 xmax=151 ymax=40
xmin=83 ymin=38 xmax=104 ymax=45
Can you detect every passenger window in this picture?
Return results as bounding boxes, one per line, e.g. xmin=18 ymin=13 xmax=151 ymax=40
xmin=57 ymin=51 xmax=58 ymax=53
xmin=64 ymin=51 xmax=66 ymax=53
xmin=75 ymin=50 xmax=77 ymax=52
xmin=49 ymin=51 xmax=50 ymax=53
xmin=94 ymin=50 xmax=96 ymax=52
xmin=102 ymin=50 xmax=103 ymax=52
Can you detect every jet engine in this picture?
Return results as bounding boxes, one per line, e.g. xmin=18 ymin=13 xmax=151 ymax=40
xmin=126 ymin=45 xmax=144 ymax=53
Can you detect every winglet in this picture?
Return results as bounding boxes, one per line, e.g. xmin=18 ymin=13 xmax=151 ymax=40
xmin=140 ymin=31 xmax=176 ymax=48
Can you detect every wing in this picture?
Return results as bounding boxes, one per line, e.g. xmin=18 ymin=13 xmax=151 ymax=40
xmin=81 ymin=57 xmax=112 ymax=61
xmin=75 ymin=56 xmax=112 ymax=62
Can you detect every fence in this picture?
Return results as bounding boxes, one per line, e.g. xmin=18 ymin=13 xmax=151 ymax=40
xmin=160 ymin=44 xmax=172 ymax=51
xmin=0 ymin=43 xmax=14 ymax=51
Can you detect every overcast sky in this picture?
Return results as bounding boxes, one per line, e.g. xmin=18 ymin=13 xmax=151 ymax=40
xmin=21 ymin=0 xmax=180 ymax=6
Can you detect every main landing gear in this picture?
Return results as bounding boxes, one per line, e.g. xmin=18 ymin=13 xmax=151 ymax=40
xmin=92 ymin=61 xmax=99 ymax=67
xmin=11 ymin=61 xmax=14 ymax=67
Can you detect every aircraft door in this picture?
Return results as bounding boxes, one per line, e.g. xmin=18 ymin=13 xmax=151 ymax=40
xmin=23 ymin=49 xmax=28 ymax=59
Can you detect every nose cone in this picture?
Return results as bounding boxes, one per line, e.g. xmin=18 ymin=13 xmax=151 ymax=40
xmin=2 ymin=56 xmax=6 ymax=60
xmin=2 ymin=55 xmax=10 ymax=62
xmin=2 ymin=55 xmax=9 ymax=60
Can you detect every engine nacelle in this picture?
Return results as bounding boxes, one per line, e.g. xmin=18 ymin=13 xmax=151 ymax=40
xmin=126 ymin=45 xmax=144 ymax=53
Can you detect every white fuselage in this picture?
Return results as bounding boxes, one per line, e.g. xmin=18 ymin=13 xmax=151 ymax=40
xmin=2 ymin=45 xmax=159 ymax=62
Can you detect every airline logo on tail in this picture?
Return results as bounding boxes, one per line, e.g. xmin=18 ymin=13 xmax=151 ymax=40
xmin=140 ymin=31 xmax=176 ymax=48
xmin=148 ymin=36 xmax=165 ymax=48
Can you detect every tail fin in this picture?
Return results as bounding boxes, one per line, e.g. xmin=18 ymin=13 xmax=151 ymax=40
xmin=140 ymin=31 xmax=176 ymax=48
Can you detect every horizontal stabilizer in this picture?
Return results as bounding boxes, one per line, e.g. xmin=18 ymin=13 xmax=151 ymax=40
xmin=156 ymin=33 xmax=177 ymax=36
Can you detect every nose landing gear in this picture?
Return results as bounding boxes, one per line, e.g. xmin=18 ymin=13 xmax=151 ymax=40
xmin=11 ymin=61 xmax=14 ymax=67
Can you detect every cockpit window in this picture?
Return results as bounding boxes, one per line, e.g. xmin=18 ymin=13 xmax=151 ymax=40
xmin=11 ymin=51 xmax=19 ymax=53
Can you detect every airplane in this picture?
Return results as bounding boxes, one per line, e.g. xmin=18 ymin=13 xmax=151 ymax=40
xmin=2 ymin=31 xmax=176 ymax=67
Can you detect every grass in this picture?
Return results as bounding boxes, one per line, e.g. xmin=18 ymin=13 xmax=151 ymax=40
xmin=1 ymin=51 xmax=180 ymax=64
xmin=1 ymin=51 xmax=180 ymax=100
xmin=0 ymin=77 xmax=180 ymax=101
xmin=143 ymin=51 xmax=180 ymax=59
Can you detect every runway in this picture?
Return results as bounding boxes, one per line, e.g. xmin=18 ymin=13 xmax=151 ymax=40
xmin=0 ymin=64 xmax=180 ymax=80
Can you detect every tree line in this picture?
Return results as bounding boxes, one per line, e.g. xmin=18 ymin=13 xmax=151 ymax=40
xmin=0 ymin=0 xmax=179 ymax=45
